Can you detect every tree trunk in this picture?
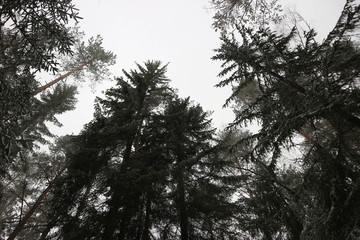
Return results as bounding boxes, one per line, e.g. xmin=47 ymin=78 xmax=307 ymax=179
xmin=101 ymin=204 xmax=120 ymax=240
xmin=118 ymin=189 xmax=141 ymax=240
xmin=31 ymin=58 xmax=95 ymax=97
xmin=102 ymin=139 xmax=134 ymax=240
xmin=118 ymin=205 xmax=132 ymax=240
xmin=141 ymin=193 xmax=151 ymax=240
xmin=177 ymin=170 xmax=189 ymax=240
xmin=7 ymin=163 xmax=67 ymax=240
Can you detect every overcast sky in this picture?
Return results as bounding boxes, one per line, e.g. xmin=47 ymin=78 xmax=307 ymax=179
xmin=49 ymin=0 xmax=346 ymax=136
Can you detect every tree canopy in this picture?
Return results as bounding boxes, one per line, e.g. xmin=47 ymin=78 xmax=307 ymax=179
xmin=2 ymin=1 xmax=360 ymax=239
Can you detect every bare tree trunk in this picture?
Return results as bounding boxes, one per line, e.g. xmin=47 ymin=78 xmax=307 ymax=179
xmin=7 ymin=164 xmax=68 ymax=240
xmin=31 ymin=58 xmax=95 ymax=97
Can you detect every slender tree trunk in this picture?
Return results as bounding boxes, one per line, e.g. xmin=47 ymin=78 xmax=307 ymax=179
xmin=135 ymin=197 xmax=145 ymax=240
xmin=31 ymin=58 xmax=95 ymax=97
xmin=118 ymin=204 xmax=132 ymax=240
xmin=102 ymin=139 xmax=134 ymax=240
xmin=7 ymin=163 xmax=68 ymax=240
xmin=118 ymin=189 xmax=141 ymax=240
xmin=101 ymin=204 xmax=120 ymax=240
xmin=123 ymin=139 xmax=134 ymax=167
xmin=141 ymin=193 xmax=151 ymax=240
xmin=177 ymin=170 xmax=189 ymax=240
xmin=134 ymin=100 xmax=149 ymax=152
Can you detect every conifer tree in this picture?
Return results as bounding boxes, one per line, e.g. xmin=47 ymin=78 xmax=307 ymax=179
xmin=0 ymin=85 xmax=78 ymax=239
xmin=42 ymin=62 xmax=241 ymax=240
xmin=0 ymin=0 xmax=79 ymax=178
xmin=213 ymin=0 xmax=360 ymax=238
xmin=0 ymin=2 xmax=116 ymax=238
xmin=41 ymin=61 xmax=174 ymax=239
xmin=99 ymin=61 xmax=173 ymax=240
xmin=0 ymin=1 xmax=115 ymax=181
xmin=152 ymin=97 xmax=239 ymax=240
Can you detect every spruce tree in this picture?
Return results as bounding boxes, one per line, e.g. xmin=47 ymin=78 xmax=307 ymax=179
xmin=42 ymin=61 xmax=174 ymax=239
xmin=153 ymin=97 xmax=239 ymax=240
xmin=213 ymin=0 xmax=360 ymax=238
xmin=42 ymin=62 xmax=241 ymax=240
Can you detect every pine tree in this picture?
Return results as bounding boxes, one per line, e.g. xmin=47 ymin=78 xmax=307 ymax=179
xmin=1 ymin=4 xmax=116 ymax=236
xmin=0 ymin=1 xmax=115 ymax=187
xmin=1 ymin=85 xmax=78 ymax=239
xmin=0 ymin=0 xmax=78 ymax=178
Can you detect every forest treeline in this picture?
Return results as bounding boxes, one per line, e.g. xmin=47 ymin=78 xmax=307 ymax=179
xmin=1 ymin=0 xmax=360 ymax=239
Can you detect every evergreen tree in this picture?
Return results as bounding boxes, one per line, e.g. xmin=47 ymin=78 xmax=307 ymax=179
xmin=0 ymin=1 xmax=115 ymax=183
xmin=1 ymin=86 xmax=78 ymax=239
xmin=42 ymin=61 xmax=174 ymax=239
xmin=213 ymin=0 xmax=360 ymax=238
xmin=42 ymin=62 xmax=241 ymax=240
xmin=0 ymin=0 xmax=79 ymax=177
xmin=0 ymin=2 xmax=116 ymax=238
xmin=99 ymin=61 xmax=173 ymax=240
xmin=210 ymin=0 xmax=283 ymax=32
xmin=152 ymin=97 xmax=239 ymax=240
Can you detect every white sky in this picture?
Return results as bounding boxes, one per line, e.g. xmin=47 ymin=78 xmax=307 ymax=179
xmin=49 ymin=0 xmax=346 ymax=136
